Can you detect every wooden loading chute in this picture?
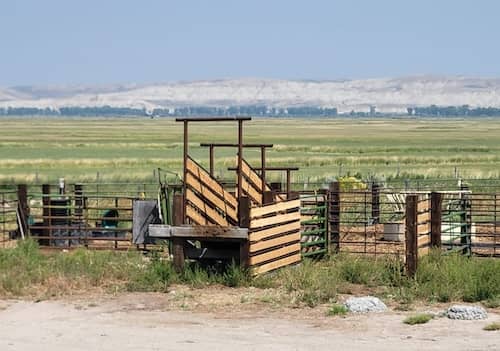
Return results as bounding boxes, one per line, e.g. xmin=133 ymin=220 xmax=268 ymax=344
xmin=149 ymin=117 xmax=302 ymax=274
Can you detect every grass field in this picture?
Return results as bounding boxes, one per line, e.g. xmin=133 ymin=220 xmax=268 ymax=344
xmin=1 ymin=117 xmax=500 ymax=184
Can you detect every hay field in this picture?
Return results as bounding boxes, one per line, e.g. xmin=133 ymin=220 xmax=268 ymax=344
xmin=1 ymin=117 xmax=500 ymax=183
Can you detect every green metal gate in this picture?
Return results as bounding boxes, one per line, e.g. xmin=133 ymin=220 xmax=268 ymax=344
xmin=300 ymin=192 xmax=328 ymax=258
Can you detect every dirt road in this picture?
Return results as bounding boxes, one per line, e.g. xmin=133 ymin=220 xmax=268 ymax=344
xmin=0 ymin=293 xmax=498 ymax=351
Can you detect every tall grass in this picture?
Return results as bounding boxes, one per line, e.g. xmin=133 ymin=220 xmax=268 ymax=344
xmin=1 ymin=240 xmax=498 ymax=308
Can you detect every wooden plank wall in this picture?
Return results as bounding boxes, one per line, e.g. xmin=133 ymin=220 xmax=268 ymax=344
xmin=248 ymin=199 xmax=301 ymax=275
xmin=240 ymin=159 xmax=285 ymax=205
xmin=417 ymin=196 xmax=431 ymax=257
xmin=185 ymin=157 xmax=238 ymax=225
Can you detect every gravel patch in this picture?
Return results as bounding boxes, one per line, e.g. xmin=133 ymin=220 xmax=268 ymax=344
xmin=344 ymin=296 xmax=387 ymax=313
xmin=446 ymin=305 xmax=488 ymax=320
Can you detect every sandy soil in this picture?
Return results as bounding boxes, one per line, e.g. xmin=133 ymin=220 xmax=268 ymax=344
xmin=0 ymin=289 xmax=499 ymax=351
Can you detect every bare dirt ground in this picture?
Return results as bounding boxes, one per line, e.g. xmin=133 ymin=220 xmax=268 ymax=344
xmin=0 ymin=286 xmax=499 ymax=351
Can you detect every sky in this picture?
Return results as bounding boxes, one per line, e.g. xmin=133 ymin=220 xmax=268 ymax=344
xmin=1 ymin=0 xmax=499 ymax=86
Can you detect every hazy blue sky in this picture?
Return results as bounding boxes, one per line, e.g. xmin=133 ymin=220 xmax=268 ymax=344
xmin=1 ymin=0 xmax=499 ymax=85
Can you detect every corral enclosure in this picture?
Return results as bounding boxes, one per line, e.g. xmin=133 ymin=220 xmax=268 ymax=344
xmin=1 ymin=116 xmax=500 ymax=275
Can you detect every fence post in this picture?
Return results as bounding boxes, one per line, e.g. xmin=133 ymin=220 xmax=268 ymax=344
xmin=42 ymin=184 xmax=51 ymax=243
xmin=172 ymin=193 xmax=185 ymax=271
xmin=371 ymin=182 xmax=380 ymax=224
xmin=263 ymin=191 xmax=274 ymax=205
xmin=238 ymin=196 xmax=251 ymax=268
xmin=430 ymin=192 xmax=442 ymax=248
xmin=17 ymin=184 xmax=29 ymax=237
xmin=328 ymin=181 xmax=340 ymax=254
xmin=405 ymin=194 xmax=418 ymax=277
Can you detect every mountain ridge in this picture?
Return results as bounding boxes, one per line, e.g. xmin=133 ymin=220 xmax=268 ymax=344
xmin=2 ymin=76 xmax=500 ymax=114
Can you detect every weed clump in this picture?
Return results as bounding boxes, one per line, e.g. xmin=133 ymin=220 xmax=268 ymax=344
xmin=403 ymin=313 xmax=433 ymax=325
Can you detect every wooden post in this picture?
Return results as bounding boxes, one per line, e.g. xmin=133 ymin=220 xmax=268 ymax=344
xmin=17 ymin=184 xmax=29 ymax=236
xmin=328 ymin=181 xmax=340 ymax=253
xmin=405 ymin=194 xmax=418 ymax=277
xmin=42 ymin=184 xmax=51 ymax=242
xmin=182 ymin=120 xmax=188 ymax=224
xmin=430 ymin=192 xmax=442 ymax=248
xmin=270 ymin=182 xmax=282 ymax=199
xmin=262 ymin=191 xmax=274 ymax=205
xmin=172 ymin=193 xmax=184 ymax=226
xmin=260 ymin=146 xmax=266 ymax=204
xmin=371 ymin=182 xmax=380 ymax=224
xmin=172 ymin=193 xmax=185 ymax=272
xmin=286 ymin=169 xmax=291 ymax=199
xmin=237 ymin=119 xmax=243 ymax=205
xmin=209 ymin=145 xmax=214 ymax=176
xmin=238 ymin=196 xmax=251 ymax=268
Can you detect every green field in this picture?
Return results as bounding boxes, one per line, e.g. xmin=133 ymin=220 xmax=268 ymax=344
xmin=1 ymin=117 xmax=500 ymax=184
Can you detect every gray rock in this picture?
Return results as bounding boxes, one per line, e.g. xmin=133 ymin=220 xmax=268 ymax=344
xmin=446 ymin=305 xmax=487 ymax=320
xmin=344 ymin=296 xmax=388 ymax=313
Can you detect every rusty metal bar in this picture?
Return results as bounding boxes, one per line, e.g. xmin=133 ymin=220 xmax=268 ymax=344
xmin=237 ymin=119 xmax=243 ymax=206
xmin=261 ymin=145 xmax=266 ymax=203
xmin=200 ymin=143 xmax=273 ymax=148
xmin=175 ymin=117 xmax=252 ymax=122
xmin=183 ymin=120 xmax=188 ymax=224
xmin=209 ymin=145 xmax=214 ymax=176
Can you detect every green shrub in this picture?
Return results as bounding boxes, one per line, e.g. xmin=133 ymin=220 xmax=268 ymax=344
xmin=327 ymin=304 xmax=348 ymax=316
xmin=483 ymin=322 xmax=500 ymax=331
xmin=403 ymin=313 xmax=433 ymax=325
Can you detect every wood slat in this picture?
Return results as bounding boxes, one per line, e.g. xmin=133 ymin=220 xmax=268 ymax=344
xmin=241 ymin=159 xmax=266 ymax=193
xmin=186 ymin=157 xmax=238 ymax=209
xmin=417 ymin=212 xmax=431 ymax=223
xmin=251 ymin=199 xmax=301 ymax=219
xmin=252 ymin=253 xmax=301 ymax=275
xmin=186 ymin=204 xmax=209 ymax=225
xmin=241 ymin=177 xmax=262 ymax=205
xmin=186 ymin=189 xmax=228 ymax=226
xmin=418 ymin=234 xmax=430 ymax=247
xmin=418 ymin=223 xmax=430 ymax=235
xmin=241 ymin=159 xmax=286 ymax=202
xmin=249 ymin=243 xmax=301 ymax=265
xmin=185 ymin=173 xmax=238 ymax=222
xmin=249 ymin=232 xmax=300 ymax=253
xmin=249 ymin=221 xmax=301 ymax=242
xmin=250 ymin=211 xmax=300 ymax=229
xmin=149 ymin=225 xmax=248 ymax=239
xmin=418 ymin=200 xmax=430 ymax=212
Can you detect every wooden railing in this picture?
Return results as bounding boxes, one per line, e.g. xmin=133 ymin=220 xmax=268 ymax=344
xmin=185 ymin=157 xmax=238 ymax=225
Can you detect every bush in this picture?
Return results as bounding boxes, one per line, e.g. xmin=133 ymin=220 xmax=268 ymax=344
xmin=403 ymin=313 xmax=433 ymax=325
xmin=483 ymin=322 xmax=500 ymax=331
xmin=327 ymin=304 xmax=348 ymax=316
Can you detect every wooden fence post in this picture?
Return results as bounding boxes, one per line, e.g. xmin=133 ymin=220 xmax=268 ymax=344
xmin=172 ymin=193 xmax=185 ymax=271
xmin=430 ymin=192 xmax=442 ymax=248
xmin=328 ymin=181 xmax=340 ymax=254
xmin=238 ymin=196 xmax=251 ymax=268
xmin=262 ymin=191 xmax=274 ymax=205
xmin=405 ymin=194 xmax=418 ymax=277
xmin=371 ymin=182 xmax=380 ymax=224
xmin=42 ymin=184 xmax=51 ymax=242
xmin=17 ymin=184 xmax=29 ymax=237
